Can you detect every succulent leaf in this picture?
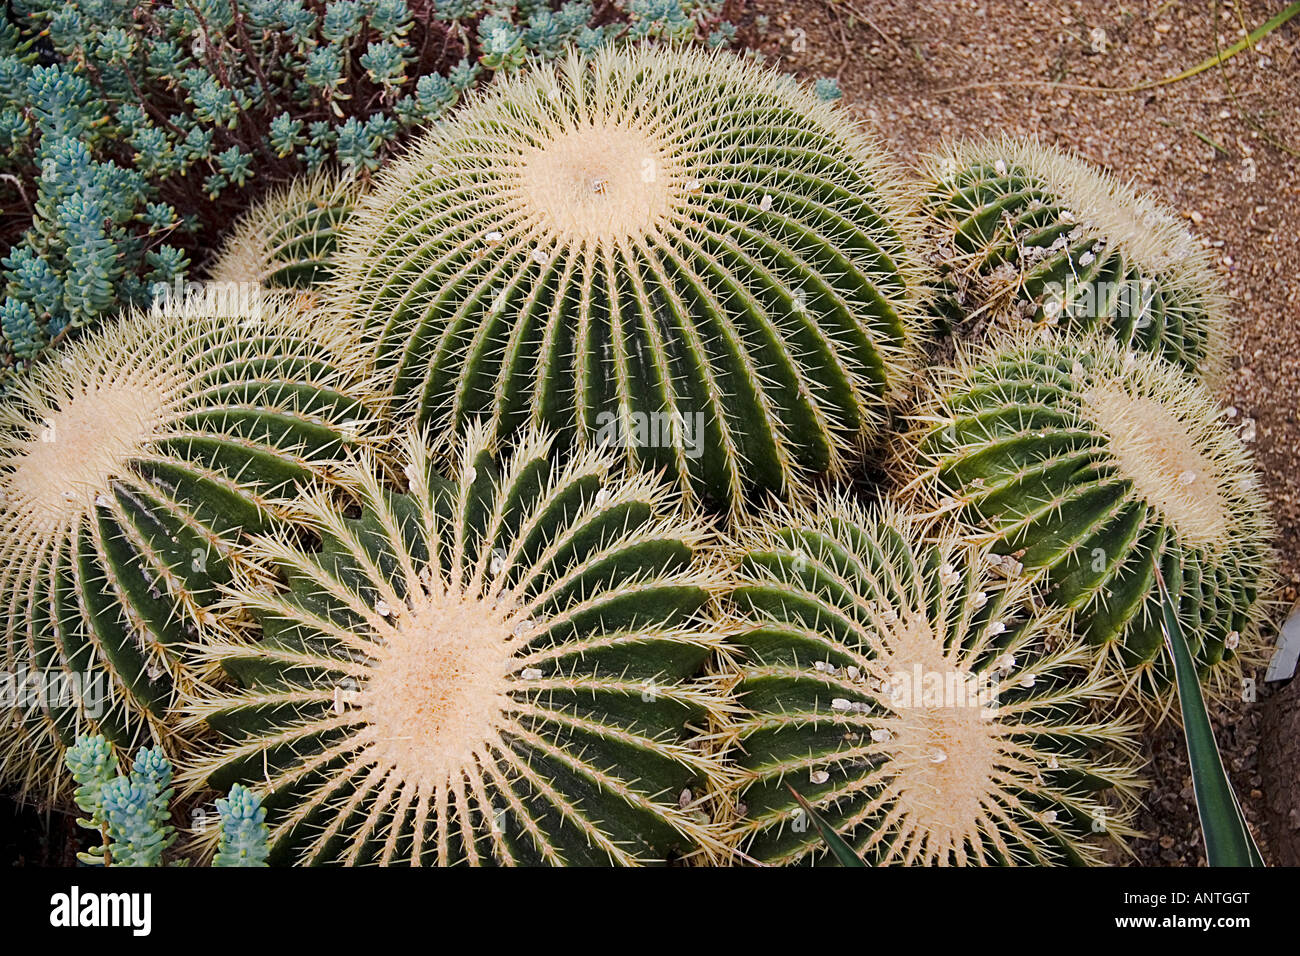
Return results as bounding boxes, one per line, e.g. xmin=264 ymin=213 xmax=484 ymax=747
xmin=214 ymin=783 xmax=271 ymax=867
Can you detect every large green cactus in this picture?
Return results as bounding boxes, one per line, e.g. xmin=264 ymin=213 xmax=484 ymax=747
xmin=923 ymin=138 xmax=1226 ymax=379
xmin=722 ymin=499 xmax=1142 ymax=866
xmin=209 ymin=173 xmax=358 ymax=291
xmin=182 ymin=425 xmax=730 ymax=866
xmin=908 ymin=332 xmax=1272 ymax=706
xmin=333 ymin=47 xmax=924 ymax=516
xmin=0 ymin=297 xmax=378 ymax=800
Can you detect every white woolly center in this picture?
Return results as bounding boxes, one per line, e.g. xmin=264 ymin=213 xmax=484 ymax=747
xmin=874 ymin=612 xmax=1003 ymax=856
xmin=358 ymin=588 xmax=515 ymax=788
xmin=1083 ymin=379 xmax=1229 ymax=547
xmin=517 ymin=122 xmax=678 ymax=244
xmin=6 ymin=384 xmax=167 ymax=529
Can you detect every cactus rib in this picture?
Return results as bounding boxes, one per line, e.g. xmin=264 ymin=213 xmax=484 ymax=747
xmin=924 ymin=137 xmax=1228 ymax=380
xmin=209 ymin=173 xmax=359 ymax=291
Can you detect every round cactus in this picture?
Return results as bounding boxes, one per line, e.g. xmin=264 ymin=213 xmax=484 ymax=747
xmin=333 ymin=47 xmax=924 ymax=516
xmin=0 ymin=297 xmax=378 ymax=800
xmin=722 ymin=499 xmax=1142 ymax=866
xmin=908 ymin=331 xmax=1272 ymax=705
xmin=209 ymin=173 xmax=358 ymax=291
xmin=923 ymin=137 xmax=1226 ymax=378
xmin=183 ymin=425 xmax=730 ymax=866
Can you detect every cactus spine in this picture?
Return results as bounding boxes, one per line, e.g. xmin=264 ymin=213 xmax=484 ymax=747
xmin=908 ymin=332 xmax=1272 ymax=706
xmin=923 ymin=137 xmax=1227 ymax=378
xmin=334 ymin=47 xmax=924 ymax=516
xmin=722 ymin=499 xmax=1142 ymax=866
xmin=183 ymin=425 xmax=730 ymax=865
xmin=209 ymin=174 xmax=358 ymax=291
xmin=0 ymin=297 xmax=378 ymax=800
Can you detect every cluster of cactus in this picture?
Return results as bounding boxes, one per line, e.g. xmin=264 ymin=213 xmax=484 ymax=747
xmin=334 ymin=46 xmax=924 ymax=516
xmin=65 ymin=734 xmax=268 ymax=866
xmin=0 ymin=1 xmax=738 ymax=383
xmin=0 ymin=47 xmax=1278 ymax=867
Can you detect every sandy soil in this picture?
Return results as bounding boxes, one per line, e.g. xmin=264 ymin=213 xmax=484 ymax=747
xmin=730 ymin=0 xmax=1299 ymax=864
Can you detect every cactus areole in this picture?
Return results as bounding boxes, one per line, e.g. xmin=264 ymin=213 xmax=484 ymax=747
xmin=335 ymin=47 xmax=922 ymax=516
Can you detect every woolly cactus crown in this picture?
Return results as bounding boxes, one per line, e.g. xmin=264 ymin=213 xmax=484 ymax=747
xmin=0 ymin=295 xmax=378 ymax=799
xmin=334 ymin=46 xmax=924 ymax=516
xmin=184 ymin=424 xmax=730 ymax=865
xmin=722 ymin=498 xmax=1142 ymax=866
xmin=924 ymin=137 xmax=1227 ymax=378
xmin=909 ymin=331 xmax=1272 ymax=706
xmin=208 ymin=173 xmax=359 ymax=291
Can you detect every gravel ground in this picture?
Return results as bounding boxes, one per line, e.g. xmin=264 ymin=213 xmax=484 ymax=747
xmin=731 ymin=0 xmax=1299 ymax=864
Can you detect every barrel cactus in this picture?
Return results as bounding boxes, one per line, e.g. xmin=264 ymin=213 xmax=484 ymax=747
xmin=183 ymin=424 xmax=729 ymax=865
xmin=332 ymin=47 xmax=924 ymax=516
xmin=908 ymin=331 xmax=1272 ymax=706
xmin=0 ymin=296 xmax=378 ymax=800
xmin=722 ymin=499 xmax=1142 ymax=866
xmin=209 ymin=173 xmax=358 ymax=291
xmin=923 ymin=137 xmax=1226 ymax=378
